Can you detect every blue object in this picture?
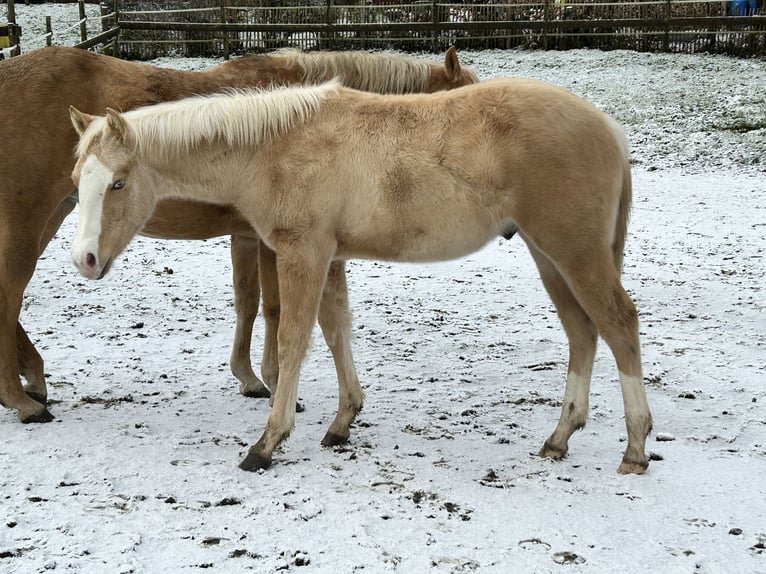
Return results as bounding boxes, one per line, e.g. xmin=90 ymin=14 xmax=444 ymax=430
xmin=728 ymin=0 xmax=758 ymax=15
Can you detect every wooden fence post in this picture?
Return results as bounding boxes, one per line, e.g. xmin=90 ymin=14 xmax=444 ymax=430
xmin=45 ymin=16 xmax=52 ymax=47
xmin=220 ymin=0 xmax=229 ymax=60
xmin=6 ymin=0 xmax=21 ymax=56
xmin=431 ymin=0 xmax=438 ymax=53
xmin=543 ymin=0 xmax=550 ymax=50
xmin=324 ymin=0 xmax=333 ymax=51
xmin=663 ymin=0 xmax=671 ymax=51
xmin=78 ymin=0 xmax=87 ymax=43
xmin=113 ymin=0 xmax=120 ymax=57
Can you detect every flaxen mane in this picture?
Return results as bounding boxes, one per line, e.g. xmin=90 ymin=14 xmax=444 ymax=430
xmin=274 ymin=48 xmax=468 ymax=94
xmin=78 ymin=81 xmax=339 ymax=160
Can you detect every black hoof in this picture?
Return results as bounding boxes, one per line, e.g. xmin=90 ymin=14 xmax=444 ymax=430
xmin=321 ymin=431 xmax=349 ymax=447
xmin=241 ymin=387 xmax=271 ymax=399
xmin=295 ymin=401 xmax=305 ymax=413
xmin=25 ymin=391 xmax=48 ymax=405
xmin=21 ymin=408 xmax=54 ymax=424
xmin=239 ymin=451 xmax=272 ymax=472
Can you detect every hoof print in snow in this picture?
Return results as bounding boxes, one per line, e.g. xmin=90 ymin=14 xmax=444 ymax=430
xmin=552 ymin=551 xmax=586 ymax=565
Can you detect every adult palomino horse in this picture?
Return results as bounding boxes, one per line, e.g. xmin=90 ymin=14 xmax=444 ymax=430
xmin=0 ymin=46 xmax=477 ymax=424
xmin=69 ymin=79 xmax=653 ymax=474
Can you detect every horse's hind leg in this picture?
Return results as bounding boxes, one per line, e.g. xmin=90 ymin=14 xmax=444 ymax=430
xmin=317 ymin=261 xmax=364 ymax=447
xmin=556 ymin=254 xmax=652 ymax=474
xmin=258 ymin=243 xmax=280 ymax=394
xmin=254 ymin=242 xmax=304 ymax=412
xmin=526 ymin=244 xmax=598 ymax=462
xmin=229 ymin=234 xmax=270 ymax=398
xmin=17 ymin=322 xmax=46 ymax=403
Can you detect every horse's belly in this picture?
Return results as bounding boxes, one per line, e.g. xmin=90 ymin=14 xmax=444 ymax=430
xmin=339 ymin=217 xmax=509 ymax=263
xmin=399 ymin=231 xmax=494 ymax=262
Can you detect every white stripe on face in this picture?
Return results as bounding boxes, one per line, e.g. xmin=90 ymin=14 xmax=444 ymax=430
xmin=71 ymin=154 xmax=112 ymax=277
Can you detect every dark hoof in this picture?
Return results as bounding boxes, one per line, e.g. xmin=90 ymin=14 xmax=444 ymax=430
xmin=239 ymin=451 xmax=272 ymax=472
xmin=25 ymin=391 xmax=48 ymax=405
xmin=240 ymin=387 xmax=271 ymax=399
xmin=321 ymin=431 xmax=349 ymax=447
xmin=295 ymin=401 xmax=305 ymax=413
xmin=21 ymin=408 xmax=54 ymax=423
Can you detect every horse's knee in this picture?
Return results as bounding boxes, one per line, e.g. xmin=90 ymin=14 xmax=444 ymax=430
xmin=262 ymin=302 xmax=280 ymax=324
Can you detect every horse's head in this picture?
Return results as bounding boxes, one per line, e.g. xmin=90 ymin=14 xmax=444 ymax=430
xmin=69 ymin=106 xmax=154 ymax=280
xmin=426 ymin=46 xmax=479 ymax=93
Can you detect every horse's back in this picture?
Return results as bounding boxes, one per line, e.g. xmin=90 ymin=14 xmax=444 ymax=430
xmin=440 ymin=78 xmax=628 ymax=194
xmin=1 ymin=47 xmax=121 ymax=98
xmin=0 ymin=47 xmax=139 ymax=141
xmin=322 ymin=79 xmax=626 ymax=190
xmin=1 ymin=49 xmax=100 ymax=210
xmin=0 ymin=48 xmax=188 ymax=209
xmin=279 ymin=79 xmax=629 ymax=260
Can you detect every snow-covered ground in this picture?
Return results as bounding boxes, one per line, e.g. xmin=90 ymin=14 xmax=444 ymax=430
xmin=1 ymin=3 xmax=765 ymax=573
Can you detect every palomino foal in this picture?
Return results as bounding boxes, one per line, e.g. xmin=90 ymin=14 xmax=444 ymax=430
xmin=69 ymin=79 xmax=652 ymax=474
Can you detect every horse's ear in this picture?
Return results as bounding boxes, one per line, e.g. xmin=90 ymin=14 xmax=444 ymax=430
xmin=105 ymin=108 xmax=134 ymax=147
xmin=70 ymin=106 xmax=95 ymax=136
xmin=444 ymin=46 xmax=460 ymax=82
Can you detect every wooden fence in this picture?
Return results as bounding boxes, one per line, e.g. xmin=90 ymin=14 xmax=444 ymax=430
xmin=3 ymin=0 xmax=765 ymax=58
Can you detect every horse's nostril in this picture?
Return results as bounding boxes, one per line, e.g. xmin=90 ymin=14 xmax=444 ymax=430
xmin=86 ymin=252 xmax=97 ymax=268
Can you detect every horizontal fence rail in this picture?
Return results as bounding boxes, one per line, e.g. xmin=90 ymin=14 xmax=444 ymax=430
xmin=3 ymin=0 xmax=765 ymax=58
xmin=111 ymin=0 xmax=766 ymax=59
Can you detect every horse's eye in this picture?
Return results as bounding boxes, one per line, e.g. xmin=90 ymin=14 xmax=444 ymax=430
xmin=111 ymin=179 xmax=125 ymax=191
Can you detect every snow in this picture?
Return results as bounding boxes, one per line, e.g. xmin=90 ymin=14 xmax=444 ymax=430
xmin=2 ymin=4 xmax=766 ymax=574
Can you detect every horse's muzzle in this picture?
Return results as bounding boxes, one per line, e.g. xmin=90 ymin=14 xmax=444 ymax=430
xmin=73 ymin=252 xmax=112 ymax=280
xmin=97 ymin=258 xmax=113 ymax=280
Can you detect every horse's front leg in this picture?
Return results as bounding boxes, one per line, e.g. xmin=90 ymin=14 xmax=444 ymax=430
xmin=258 ymin=242 xmax=305 ymax=413
xmin=39 ymin=193 xmax=77 ymax=255
xmin=18 ymin=194 xmax=78 ymax=404
xmin=317 ymin=261 xmax=364 ymax=447
xmin=0 ymin=230 xmax=53 ymax=422
xmin=16 ymin=322 xmax=47 ymax=404
xmin=229 ymin=234 xmax=270 ymax=398
xmin=239 ymin=239 xmax=334 ymax=471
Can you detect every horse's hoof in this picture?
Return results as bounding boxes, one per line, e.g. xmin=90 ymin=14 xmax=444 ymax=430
xmin=20 ymin=407 xmax=54 ymax=423
xmin=539 ymin=442 xmax=567 ymax=460
xmin=239 ymin=451 xmax=272 ymax=472
xmin=239 ymin=383 xmax=271 ymax=399
xmin=295 ymin=401 xmax=305 ymax=413
xmin=617 ymin=459 xmax=648 ymax=475
xmin=321 ymin=431 xmax=349 ymax=447
xmin=25 ymin=390 xmax=48 ymax=405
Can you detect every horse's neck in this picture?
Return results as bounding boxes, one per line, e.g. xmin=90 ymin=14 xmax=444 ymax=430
xmin=142 ymin=147 xmax=243 ymax=206
xmin=204 ymin=57 xmax=302 ymax=91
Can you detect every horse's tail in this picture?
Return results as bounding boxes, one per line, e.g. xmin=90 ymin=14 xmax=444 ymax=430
xmin=608 ymin=116 xmax=632 ymax=275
